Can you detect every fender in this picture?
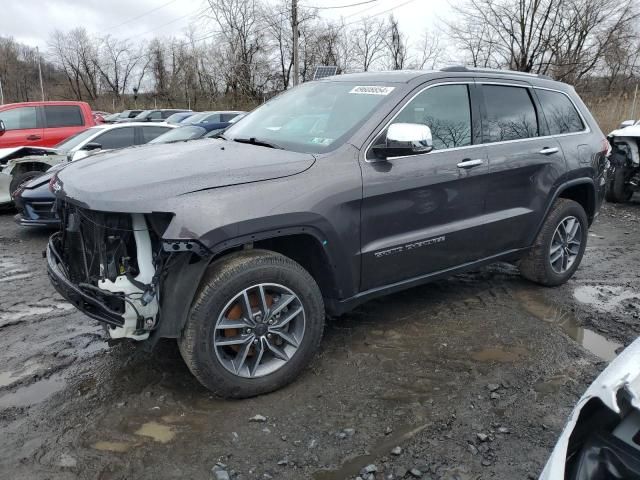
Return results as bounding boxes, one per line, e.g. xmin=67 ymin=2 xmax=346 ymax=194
xmin=534 ymin=178 xmax=596 ymax=240
xmin=153 ymin=223 xmax=354 ymax=343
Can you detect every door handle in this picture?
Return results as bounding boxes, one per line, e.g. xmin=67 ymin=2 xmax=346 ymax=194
xmin=539 ymin=147 xmax=559 ymax=155
xmin=26 ymin=135 xmax=41 ymax=141
xmin=457 ymin=159 xmax=484 ymax=169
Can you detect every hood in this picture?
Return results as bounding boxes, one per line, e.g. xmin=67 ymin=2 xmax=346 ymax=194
xmin=55 ymin=139 xmax=316 ymax=212
xmin=609 ymin=124 xmax=640 ymax=138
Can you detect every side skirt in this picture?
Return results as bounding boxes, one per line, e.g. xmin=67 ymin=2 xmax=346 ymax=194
xmin=325 ymin=247 xmax=529 ymax=316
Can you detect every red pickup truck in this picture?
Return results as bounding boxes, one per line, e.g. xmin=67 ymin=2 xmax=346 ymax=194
xmin=0 ymin=101 xmax=95 ymax=149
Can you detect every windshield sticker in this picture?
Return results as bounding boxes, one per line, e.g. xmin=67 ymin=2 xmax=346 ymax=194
xmin=349 ymin=86 xmax=395 ymax=96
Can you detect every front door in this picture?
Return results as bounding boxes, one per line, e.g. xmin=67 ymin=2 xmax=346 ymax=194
xmin=360 ymin=82 xmax=492 ymax=291
xmin=0 ymin=106 xmax=43 ymax=148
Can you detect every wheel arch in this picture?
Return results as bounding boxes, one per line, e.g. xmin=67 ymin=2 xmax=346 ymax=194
xmin=9 ymin=160 xmax=54 ymax=176
xmin=209 ymin=227 xmax=344 ymax=302
xmin=541 ymin=179 xmax=596 ymax=233
xmin=152 ymin=227 xmax=349 ymax=344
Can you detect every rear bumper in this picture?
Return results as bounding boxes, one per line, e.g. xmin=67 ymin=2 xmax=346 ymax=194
xmin=46 ymin=235 xmax=126 ymax=327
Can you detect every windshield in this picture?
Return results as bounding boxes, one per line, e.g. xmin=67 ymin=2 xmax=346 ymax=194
xmin=149 ymin=125 xmax=207 ymax=144
xmin=54 ymin=127 xmax=102 ymax=153
xmin=224 ymin=82 xmax=396 ymax=153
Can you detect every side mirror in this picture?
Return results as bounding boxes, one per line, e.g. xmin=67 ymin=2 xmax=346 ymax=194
xmin=82 ymin=142 xmax=102 ymax=151
xmin=619 ymin=120 xmax=636 ymax=129
xmin=372 ymin=123 xmax=433 ymax=159
xmin=0 ymin=119 xmax=5 ymax=134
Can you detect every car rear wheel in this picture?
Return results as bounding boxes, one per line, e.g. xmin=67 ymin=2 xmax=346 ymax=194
xmin=519 ymin=198 xmax=588 ymax=286
xmin=9 ymin=171 xmax=44 ymax=198
xmin=179 ymin=250 xmax=325 ymax=398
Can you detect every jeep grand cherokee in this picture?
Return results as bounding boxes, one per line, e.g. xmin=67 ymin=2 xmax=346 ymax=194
xmin=46 ymin=67 xmax=609 ymax=398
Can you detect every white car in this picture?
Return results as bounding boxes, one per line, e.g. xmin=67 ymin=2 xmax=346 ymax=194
xmin=0 ymin=122 xmax=176 ymax=205
xmin=541 ymin=336 xmax=640 ymax=478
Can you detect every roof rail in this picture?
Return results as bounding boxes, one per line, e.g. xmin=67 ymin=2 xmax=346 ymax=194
xmin=440 ymin=65 xmax=552 ymax=81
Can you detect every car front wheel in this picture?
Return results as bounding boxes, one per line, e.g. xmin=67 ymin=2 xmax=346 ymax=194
xmin=179 ymin=250 xmax=325 ymax=398
xmin=519 ymin=198 xmax=588 ymax=286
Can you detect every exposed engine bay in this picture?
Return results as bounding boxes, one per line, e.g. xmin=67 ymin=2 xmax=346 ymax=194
xmin=606 ymin=123 xmax=640 ymax=203
xmin=49 ymin=205 xmax=162 ymax=340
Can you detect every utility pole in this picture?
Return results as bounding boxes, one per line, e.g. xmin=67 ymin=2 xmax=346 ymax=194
xmin=0 ymin=77 xmax=4 ymax=105
xmin=292 ymin=0 xmax=299 ymax=86
xmin=36 ymin=46 xmax=45 ymax=101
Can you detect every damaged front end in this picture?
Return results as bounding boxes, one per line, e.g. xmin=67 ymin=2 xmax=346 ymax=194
xmin=606 ymin=125 xmax=640 ymax=202
xmin=46 ymin=201 xmax=209 ymax=342
xmin=541 ymin=337 xmax=640 ymax=479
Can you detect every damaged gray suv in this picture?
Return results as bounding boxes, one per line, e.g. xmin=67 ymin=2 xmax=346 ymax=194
xmin=47 ymin=67 xmax=609 ymax=398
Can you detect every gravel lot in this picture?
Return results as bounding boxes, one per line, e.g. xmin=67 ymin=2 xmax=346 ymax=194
xmin=0 ymin=199 xmax=639 ymax=480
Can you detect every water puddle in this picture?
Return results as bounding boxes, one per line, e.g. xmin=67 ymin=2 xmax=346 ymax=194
xmin=0 ymin=374 xmax=66 ymax=409
xmin=0 ymin=362 xmax=43 ymax=388
xmin=573 ymin=285 xmax=639 ymax=312
xmin=516 ymin=289 xmax=622 ymax=362
xmin=471 ymin=346 xmax=528 ymax=362
xmin=92 ymin=441 xmax=133 ymax=453
xmin=313 ymin=423 xmax=428 ymax=480
xmin=134 ymin=421 xmax=175 ymax=443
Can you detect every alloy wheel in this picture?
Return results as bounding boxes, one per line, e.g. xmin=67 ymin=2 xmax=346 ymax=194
xmin=213 ymin=283 xmax=305 ymax=378
xmin=549 ymin=216 xmax=582 ymax=274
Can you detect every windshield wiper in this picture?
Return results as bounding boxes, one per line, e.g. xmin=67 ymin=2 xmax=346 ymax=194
xmin=232 ymin=137 xmax=283 ymax=150
xmin=212 ymin=133 xmax=227 ymax=140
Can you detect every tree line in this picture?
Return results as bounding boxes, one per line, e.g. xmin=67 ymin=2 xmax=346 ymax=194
xmin=0 ymin=0 xmax=638 ymax=114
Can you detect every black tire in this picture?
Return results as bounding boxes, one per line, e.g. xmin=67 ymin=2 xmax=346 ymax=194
xmin=179 ymin=249 xmax=325 ymax=398
xmin=519 ymin=198 xmax=588 ymax=287
xmin=9 ymin=171 xmax=43 ymax=198
xmin=605 ymin=153 xmax=634 ymax=203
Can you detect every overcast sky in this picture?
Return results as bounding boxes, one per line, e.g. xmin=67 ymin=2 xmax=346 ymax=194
xmin=2 ymin=0 xmax=453 ymax=54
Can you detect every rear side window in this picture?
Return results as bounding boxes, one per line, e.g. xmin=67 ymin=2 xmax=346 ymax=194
xmin=141 ymin=126 xmax=171 ymax=143
xmin=95 ymin=127 xmax=135 ymax=149
xmin=220 ymin=113 xmax=238 ymax=122
xmin=535 ymin=89 xmax=585 ymax=134
xmin=394 ymin=84 xmax=472 ymax=150
xmin=0 ymin=107 xmax=37 ymax=130
xmin=482 ymin=85 xmax=538 ymax=142
xmin=44 ymin=105 xmax=84 ymax=128
xmin=149 ymin=111 xmax=163 ymax=120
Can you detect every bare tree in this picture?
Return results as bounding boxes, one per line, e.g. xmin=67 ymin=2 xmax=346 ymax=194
xmin=352 ymin=16 xmax=388 ymax=72
xmin=386 ymin=15 xmax=407 ymax=70
xmin=412 ymin=29 xmax=442 ymax=70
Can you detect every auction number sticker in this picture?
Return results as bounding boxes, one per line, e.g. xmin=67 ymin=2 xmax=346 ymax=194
xmin=349 ymin=86 xmax=395 ymax=95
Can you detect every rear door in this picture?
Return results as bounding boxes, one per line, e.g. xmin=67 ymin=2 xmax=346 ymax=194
xmin=0 ymin=106 xmax=43 ymax=148
xmin=360 ymin=80 xmax=492 ymax=291
xmin=92 ymin=126 xmax=136 ymax=151
xmin=478 ymin=81 xmax=566 ymax=254
xmin=42 ymin=104 xmax=87 ymax=146
xmin=138 ymin=125 xmax=172 ymax=144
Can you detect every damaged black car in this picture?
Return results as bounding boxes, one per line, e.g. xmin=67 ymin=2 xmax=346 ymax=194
xmin=47 ymin=68 xmax=608 ymax=398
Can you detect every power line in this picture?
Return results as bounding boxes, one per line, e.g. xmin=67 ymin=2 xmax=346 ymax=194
xmin=343 ymin=0 xmax=418 ymax=25
xmin=303 ymin=0 xmax=378 ymax=9
xmin=127 ymin=4 xmax=211 ymax=41
xmin=105 ymin=0 xmax=180 ymax=31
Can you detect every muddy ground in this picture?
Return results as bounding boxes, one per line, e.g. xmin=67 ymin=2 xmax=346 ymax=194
xmin=0 ymin=200 xmax=639 ymax=480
